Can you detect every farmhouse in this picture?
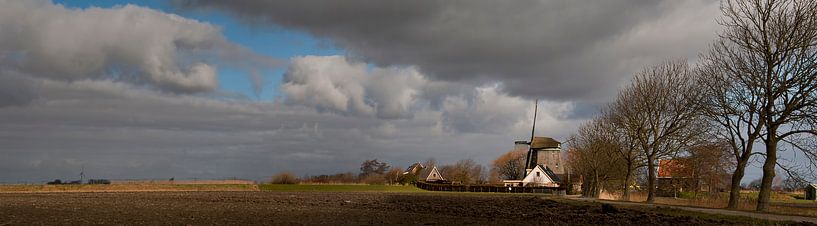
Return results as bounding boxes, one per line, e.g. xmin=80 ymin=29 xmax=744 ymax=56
xmin=418 ymin=166 xmax=445 ymax=182
xmin=404 ymin=163 xmax=446 ymax=183
xmin=404 ymin=162 xmax=424 ymax=175
xmin=656 ymin=159 xmax=697 ymax=197
xmin=503 ymin=164 xmax=560 ymax=187
xmin=655 ymin=158 xmax=731 ymax=197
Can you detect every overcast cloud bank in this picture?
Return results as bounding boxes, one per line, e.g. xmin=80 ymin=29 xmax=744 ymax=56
xmin=0 ymin=0 xmax=744 ymax=182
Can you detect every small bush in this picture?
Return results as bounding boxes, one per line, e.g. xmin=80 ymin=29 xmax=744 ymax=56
xmin=397 ymin=173 xmax=418 ymax=185
xmin=46 ymin=179 xmax=62 ymax=185
xmin=88 ymin=179 xmax=111 ymax=184
xmin=271 ymin=172 xmax=299 ymax=184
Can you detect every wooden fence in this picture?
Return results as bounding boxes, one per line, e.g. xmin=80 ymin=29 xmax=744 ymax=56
xmin=416 ymin=181 xmax=565 ymax=195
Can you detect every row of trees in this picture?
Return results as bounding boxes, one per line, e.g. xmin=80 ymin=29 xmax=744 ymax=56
xmin=271 ymin=158 xmax=491 ymax=185
xmin=569 ymin=0 xmax=817 ymax=211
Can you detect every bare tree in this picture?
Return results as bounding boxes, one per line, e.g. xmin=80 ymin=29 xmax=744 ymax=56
xmin=271 ymin=172 xmax=299 ymax=184
xmin=781 ymin=173 xmax=808 ymax=192
xmin=610 ymin=59 xmax=704 ymax=203
xmin=714 ymin=0 xmax=817 ymax=211
xmin=566 ymin=118 xmax=625 ymax=198
xmin=676 ymin=142 xmax=735 ymax=195
xmin=603 ymin=110 xmax=646 ymax=201
xmin=470 ymin=165 xmax=488 ymax=185
xmin=491 ymin=149 xmax=526 ymax=180
xmin=384 ymin=167 xmax=403 ymax=185
xmin=698 ymin=44 xmax=767 ymax=209
xmin=440 ymin=159 xmax=484 ymax=185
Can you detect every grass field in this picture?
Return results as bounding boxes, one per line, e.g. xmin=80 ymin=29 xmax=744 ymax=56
xmin=604 ymin=191 xmax=817 ymax=218
xmin=258 ymin=184 xmax=426 ymax=192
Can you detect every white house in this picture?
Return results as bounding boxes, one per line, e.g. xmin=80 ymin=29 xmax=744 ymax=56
xmin=503 ymin=165 xmax=559 ymax=187
xmin=418 ymin=166 xmax=445 ymax=182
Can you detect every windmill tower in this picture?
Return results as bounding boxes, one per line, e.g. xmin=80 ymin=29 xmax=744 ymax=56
xmin=519 ymin=100 xmax=564 ymax=177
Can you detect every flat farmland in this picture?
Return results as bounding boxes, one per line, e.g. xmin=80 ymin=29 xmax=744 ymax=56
xmin=0 ymin=191 xmax=802 ymax=225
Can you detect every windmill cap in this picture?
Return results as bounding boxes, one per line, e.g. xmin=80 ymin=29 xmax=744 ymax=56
xmin=531 ymin=137 xmax=561 ymax=149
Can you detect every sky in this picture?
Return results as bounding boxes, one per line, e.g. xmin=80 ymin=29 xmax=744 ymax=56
xmin=0 ymin=0 xmax=779 ymax=183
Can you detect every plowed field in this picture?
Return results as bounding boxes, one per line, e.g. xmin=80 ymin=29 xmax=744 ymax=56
xmin=0 ymin=192 xmax=801 ymax=225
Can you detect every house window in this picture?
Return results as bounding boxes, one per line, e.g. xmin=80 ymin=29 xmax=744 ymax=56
xmin=536 ymin=172 xmax=540 ymax=177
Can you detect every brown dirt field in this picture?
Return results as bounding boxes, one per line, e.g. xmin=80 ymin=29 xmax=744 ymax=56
xmin=0 ymin=192 xmax=802 ymax=225
xmin=0 ymin=184 xmax=258 ymax=193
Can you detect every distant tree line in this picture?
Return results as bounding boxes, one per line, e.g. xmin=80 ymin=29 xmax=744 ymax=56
xmin=46 ymin=179 xmax=110 ymax=185
xmin=270 ymin=158 xmax=490 ymax=186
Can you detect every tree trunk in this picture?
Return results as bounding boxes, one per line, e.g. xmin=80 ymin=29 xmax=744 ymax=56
xmin=727 ymin=159 xmax=748 ymax=209
xmin=593 ymin=170 xmax=601 ymax=198
xmin=757 ymin=137 xmax=777 ymax=211
xmin=622 ymin=165 xmax=632 ymax=201
xmin=647 ymin=155 xmax=656 ymax=203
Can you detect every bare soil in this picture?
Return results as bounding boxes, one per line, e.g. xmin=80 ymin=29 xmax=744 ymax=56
xmin=0 ymin=192 xmax=801 ymax=225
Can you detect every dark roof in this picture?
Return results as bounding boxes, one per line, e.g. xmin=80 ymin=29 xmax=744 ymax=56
xmin=417 ymin=166 xmax=444 ymax=181
xmin=417 ymin=166 xmax=433 ymax=179
xmin=404 ymin=162 xmax=424 ymax=175
xmin=531 ymin=137 xmax=560 ymax=149
xmin=541 ymin=165 xmax=561 ymax=183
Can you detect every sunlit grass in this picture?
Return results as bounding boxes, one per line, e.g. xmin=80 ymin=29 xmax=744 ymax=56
xmin=258 ymin=184 xmax=426 ymax=192
xmin=606 ymin=191 xmax=817 ymax=218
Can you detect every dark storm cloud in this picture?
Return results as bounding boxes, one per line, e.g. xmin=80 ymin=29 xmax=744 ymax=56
xmin=176 ymin=0 xmax=720 ymax=101
xmin=0 ymin=73 xmax=37 ymax=107
xmin=0 ymin=77 xmax=562 ymax=182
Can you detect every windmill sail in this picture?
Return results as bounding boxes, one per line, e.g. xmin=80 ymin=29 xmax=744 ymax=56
xmin=80 ymin=165 xmax=85 ymax=183
xmin=524 ymin=100 xmax=538 ymax=177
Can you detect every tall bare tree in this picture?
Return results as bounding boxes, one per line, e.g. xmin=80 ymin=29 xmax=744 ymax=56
xmin=610 ymin=59 xmax=704 ymax=203
xmin=603 ymin=109 xmax=646 ymax=201
xmin=714 ymin=0 xmax=817 ymax=211
xmin=698 ymin=42 xmax=767 ymax=209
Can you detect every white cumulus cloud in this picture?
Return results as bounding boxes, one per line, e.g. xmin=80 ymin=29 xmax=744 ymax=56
xmin=0 ymin=0 xmax=276 ymax=93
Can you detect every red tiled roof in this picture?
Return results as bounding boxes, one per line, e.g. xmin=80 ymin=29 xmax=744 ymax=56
xmin=657 ymin=159 xmax=686 ymax=178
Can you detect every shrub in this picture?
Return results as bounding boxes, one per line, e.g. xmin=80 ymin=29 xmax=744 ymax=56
xmin=88 ymin=179 xmax=111 ymax=184
xmin=271 ymin=172 xmax=299 ymax=184
xmin=397 ymin=173 xmax=418 ymax=185
xmin=46 ymin=179 xmax=62 ymax=185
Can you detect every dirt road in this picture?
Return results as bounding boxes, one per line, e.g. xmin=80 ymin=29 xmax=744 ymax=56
xmin=573 ymin=197 xmax=817 ymax=224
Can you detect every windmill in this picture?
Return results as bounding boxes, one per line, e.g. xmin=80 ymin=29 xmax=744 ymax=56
xmin=79 ymin=165 xmax=85 ymax=184
xmin=523 ymin=100 xmax=538 ymax=177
